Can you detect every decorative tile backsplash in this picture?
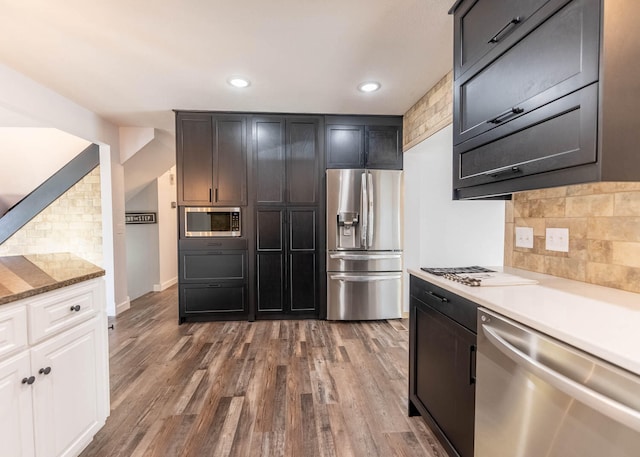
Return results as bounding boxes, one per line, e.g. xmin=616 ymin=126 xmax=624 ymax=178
xmin=403 ymin=71 xmax=452 ymax=151
xmin=0 ymin=167 xmax=103 ymax=266
xmin=504 ymin=182 xmax=640 ymax=294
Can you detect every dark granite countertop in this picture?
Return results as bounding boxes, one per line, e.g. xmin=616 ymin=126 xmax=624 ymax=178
xmin=0 ymin=253 xmax=105 ymax=306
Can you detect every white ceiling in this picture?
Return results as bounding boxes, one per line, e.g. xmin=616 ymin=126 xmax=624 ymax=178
xmin=0 ymin=0 xmax=453 ymax=133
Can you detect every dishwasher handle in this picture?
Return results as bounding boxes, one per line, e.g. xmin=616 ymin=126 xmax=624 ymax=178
xmin=482 ymin=323 xmax=640 ymax=433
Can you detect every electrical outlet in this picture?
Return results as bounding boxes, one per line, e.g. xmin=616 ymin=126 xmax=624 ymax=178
xmin=546 ymin=228 xmax=569 ymax=252
xmin=515 ymin=226 xmax=534 ymax=248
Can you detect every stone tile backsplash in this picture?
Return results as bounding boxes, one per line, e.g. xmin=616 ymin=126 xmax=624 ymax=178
xmin=505 ymin=182 xmax=640 ymax=294
xmin=0 ymin=167 xmax=103 ymax=266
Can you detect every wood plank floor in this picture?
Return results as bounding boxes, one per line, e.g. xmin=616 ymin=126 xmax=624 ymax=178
xmin=79 ymin=286 xmax=447 ymax=457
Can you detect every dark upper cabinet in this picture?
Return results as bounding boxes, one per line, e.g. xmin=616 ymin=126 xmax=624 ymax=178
xmin=454 ymin=0 xmax=551 ymax=79
xmin=177 ymin=114 xmax=213 ymax=205
xmin=454 ymin=0 xmax=599 ymax=146
xmin=253 ymin=116 xmax=321 ymax=205
xmin=450 ymin=0 xmax=640 ymax=199
xmin=326 ymin=116 xmax=403 ymax=169
xmin=176 ymin=112 xmax=247 ymax=206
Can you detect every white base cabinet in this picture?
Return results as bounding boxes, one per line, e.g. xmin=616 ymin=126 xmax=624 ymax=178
xmin=0 ymin=278 xmax=109 ymax=457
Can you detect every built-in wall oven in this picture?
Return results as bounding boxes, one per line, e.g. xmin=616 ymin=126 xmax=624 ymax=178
xmin=183 ymin=207 xmax=241 ymax=237
xmin=476 ymin=308 xmax=640 ymax=457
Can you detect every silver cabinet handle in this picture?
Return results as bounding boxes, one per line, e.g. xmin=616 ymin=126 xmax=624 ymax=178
xmin=329 ymin=274 xmax=402 ymax=282
xmin=482 ymin=323 xmax=640 ymax=433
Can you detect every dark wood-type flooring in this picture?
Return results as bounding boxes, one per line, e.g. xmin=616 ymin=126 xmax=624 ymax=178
xmin=79 ymin=286 xmax=447 ymax=457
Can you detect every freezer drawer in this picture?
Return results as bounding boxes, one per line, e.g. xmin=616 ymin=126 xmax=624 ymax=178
xmin=327 ymin=272 xmax=402 ymax=320
xmin=327 ymin=251 xmax=402 ymax=272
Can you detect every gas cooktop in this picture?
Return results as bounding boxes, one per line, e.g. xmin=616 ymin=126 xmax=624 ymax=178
xmin=420 ymin=266 xmax=495 ymax=276
xmin=420 ymin=266 xmax=538 ymax=287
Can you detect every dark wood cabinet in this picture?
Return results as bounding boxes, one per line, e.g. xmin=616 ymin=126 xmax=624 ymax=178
xmin=451 ymin=0 xmax=640 ymax=199
xmin=252 ymin=115 xmax=323 ymax=318
xmin=409 ymin=275 xmax=477 ymax=457
xmin=326 ymin=116 xmax=403 ymax=169
xmin=454 ymin=0 xmax=551 ymax=78
xmin=256 ymin=207 xmax=318 ymax=317
xmin=176 ymin=112 xmax=247 ymax=206
xmin=178 ymin=241 xmax=249 ymax=322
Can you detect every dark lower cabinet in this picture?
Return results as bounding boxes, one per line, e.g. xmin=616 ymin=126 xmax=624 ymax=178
xmin=178 ymin=240 xmax=248 ymax=323
xmin=255 ymin=208 xmax=319 ymax=318
xmin=409 ymin=275 xmax=477 ymax=457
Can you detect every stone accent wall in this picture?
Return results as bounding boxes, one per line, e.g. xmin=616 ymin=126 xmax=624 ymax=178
xmin=504 ymin=182 xmax=640 ymax=294
xmin=0 ymin=167 xmax=103 ymax=266
xmin=403 ymin=71 xmax=453 ymax=150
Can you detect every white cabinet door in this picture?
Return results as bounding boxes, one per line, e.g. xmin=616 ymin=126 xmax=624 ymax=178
xmin=30 ymin=317 xmax=106 ymax=457
xmin=0 ymin=351 xmax=35 ymax=457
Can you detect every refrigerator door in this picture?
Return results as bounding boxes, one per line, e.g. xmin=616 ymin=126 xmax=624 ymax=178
xmin=326 ymin=169 xmax=365 ymax=251
xmin=327 ymin=251 xmax=403 ymax=272
xmin=366 ymin=170 xmax=403 ymax=251
xmin=327 ymin=272 xmax=402 ymax=320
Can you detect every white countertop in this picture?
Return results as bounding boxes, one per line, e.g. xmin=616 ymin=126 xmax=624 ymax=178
xmin=408 ymin=266 xmax=640 ymax=376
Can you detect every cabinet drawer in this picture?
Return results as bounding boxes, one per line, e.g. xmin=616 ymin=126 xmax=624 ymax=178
xmin=178 ymin=238 xmax=248 ymax=251
xmin=454 ymin=0 xmax=599 ymax=145
xmin=455 ymin=0 xmax=551 ymax=78
xmin=180 ymin=250 xmax=247 ymax=282
xmin=0 ymin=304 xmax=28 ymax=359
xmin=180 ymin=284 xmax=246 ymax=314
xmin=409 ymin=276 xmax=477 ymax=332
xmin=455 ymin=83 xmax=597 ymax=193
xmin=28 ymin=280 xmax=100 ymax=345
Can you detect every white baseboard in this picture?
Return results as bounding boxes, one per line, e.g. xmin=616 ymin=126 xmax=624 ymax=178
xmin=116 ymin=296 xmax=131 ymax=315
xmin=153 ymin=277 xmax=177 ymax=292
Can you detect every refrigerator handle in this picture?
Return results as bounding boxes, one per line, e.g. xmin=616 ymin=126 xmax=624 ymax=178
xmin=361 ymin=172 xmax=368 ymax=247
xmin=367 ymin=172 xmax=374 ymax=248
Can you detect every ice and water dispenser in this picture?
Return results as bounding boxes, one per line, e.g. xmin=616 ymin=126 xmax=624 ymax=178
xmin=337 ymin=211 xmax=360 ymax=249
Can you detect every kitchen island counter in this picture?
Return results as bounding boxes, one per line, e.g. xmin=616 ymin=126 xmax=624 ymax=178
xmin=409 ymin=266 xmax=640 ymax=376
xmin=0 ymin=252 xmax=104 ymax=305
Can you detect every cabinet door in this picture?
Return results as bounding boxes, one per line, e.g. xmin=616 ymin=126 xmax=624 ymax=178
xmin=256 ymin=209 xmax=285 ymax=312
xmin=365 ymin=125 xmax=402 ymax=169
xmin=287 ymin=118 xmax=320 ymax=204
xmin=454 ymin=0 xmax=551 ymax=78
xmin=177 ymin=114 xmax=214 ymax=205
xmin=254 ymin=117 xmax=286 ymax=204
xmin=412 ymin=298 xmax=475 ymax=457
xmin=31 ymin=317 xmax=106 ymax=457
xmin=288 ymin=209 xmax=318 ymax=313
xmin=213 ymin=116 xmax=247 ymax=206
xmin=0 ymin=351 xmax=35 ymax=457
xmin=326 ymin=124 xmax=364 ymax=168
xmin=454 ymin=0 xmax=600 ymax=145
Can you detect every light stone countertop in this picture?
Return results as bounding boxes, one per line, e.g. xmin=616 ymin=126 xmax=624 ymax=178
xmin=408 ymin=266 xmax=640 ymax=376
xmin=0 ymin=252 xmax=105 ymax=305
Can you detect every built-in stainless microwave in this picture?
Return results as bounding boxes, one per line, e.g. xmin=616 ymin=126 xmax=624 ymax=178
xmin=184 ymin=207 xmax=241 ymax=237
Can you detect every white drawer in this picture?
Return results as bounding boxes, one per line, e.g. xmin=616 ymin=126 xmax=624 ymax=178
xmin=28 ymin=279 xmax=101 ymax=345
xmin=0 ymin=304 xmax=28 ymax=359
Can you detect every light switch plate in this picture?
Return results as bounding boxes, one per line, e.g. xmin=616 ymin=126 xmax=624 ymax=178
xmin=546 ymin=228 xmax=569 ymax=252
xmin=515 ymin=227 xmax=534 ymax=248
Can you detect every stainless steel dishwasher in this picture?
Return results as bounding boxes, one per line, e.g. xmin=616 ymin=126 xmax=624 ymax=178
xmin=476 ymin=308 xmax=640 ymax=457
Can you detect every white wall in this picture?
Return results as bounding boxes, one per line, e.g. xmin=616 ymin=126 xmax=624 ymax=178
xmin=155 ymin=167 xmax=178 ymax=292
xmin=125 ymin=167 xmax=177 ymax=301
xmin=403 ymin=125 xmax=505 ymax=310
xmin=0 ymin=62 xmax=128 ymax=316
xmin=125 ymin=183 xmax=160 ymax=301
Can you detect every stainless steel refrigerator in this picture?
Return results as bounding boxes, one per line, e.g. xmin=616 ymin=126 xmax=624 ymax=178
xmin=326 ymin=169 xmax=403 ymax=320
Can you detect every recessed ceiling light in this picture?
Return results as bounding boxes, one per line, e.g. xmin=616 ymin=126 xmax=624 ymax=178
xmin=358 ymin=81 xmax=381 ymax=93
xmin=228 ymin=77 xmax=251 ymax=88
